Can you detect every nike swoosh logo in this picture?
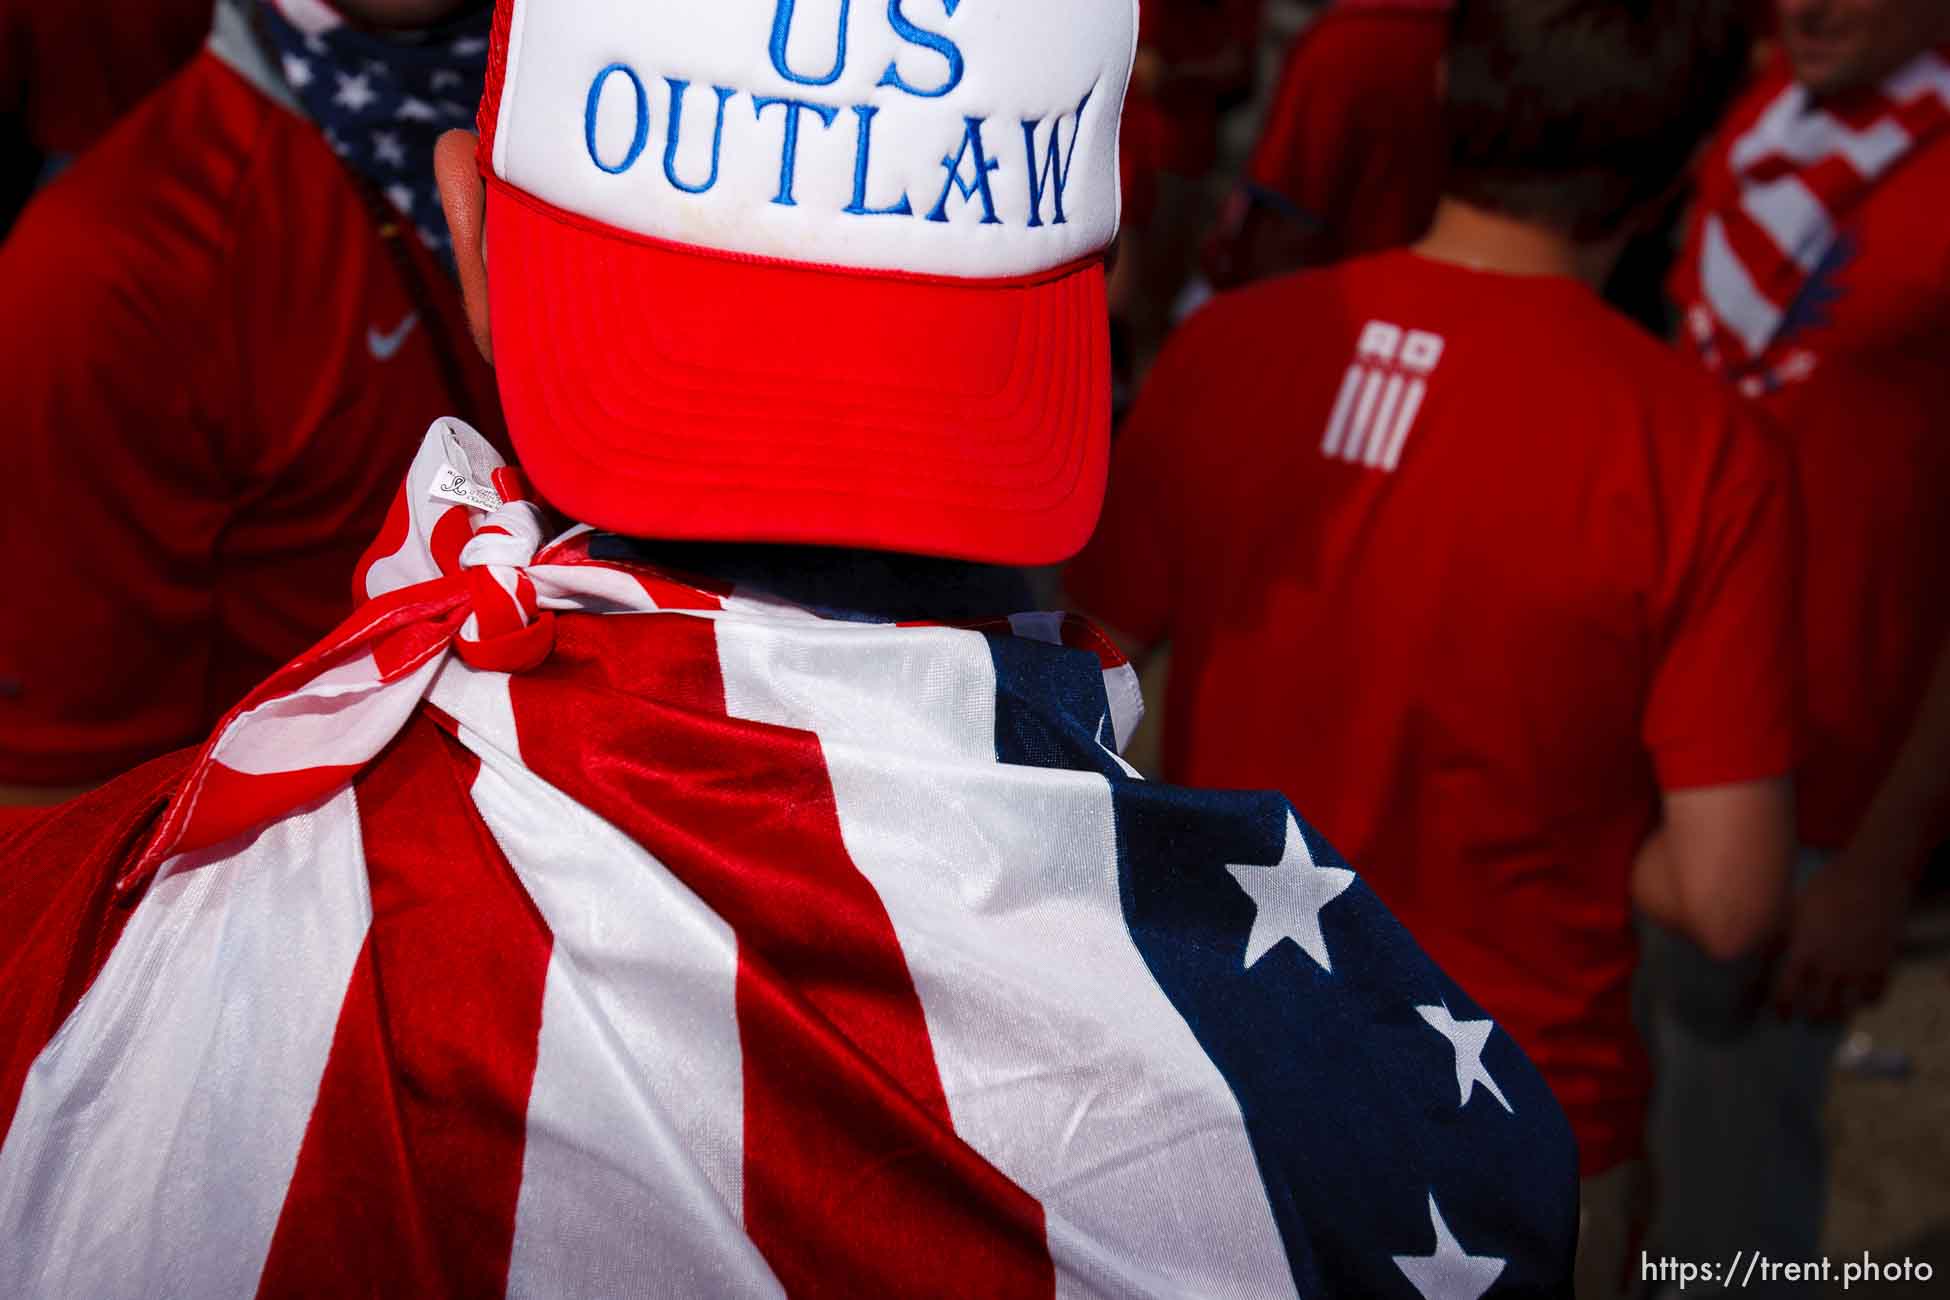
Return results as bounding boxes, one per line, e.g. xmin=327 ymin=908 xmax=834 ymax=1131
xmin=368 ymin=312 xmax=421 ymax=362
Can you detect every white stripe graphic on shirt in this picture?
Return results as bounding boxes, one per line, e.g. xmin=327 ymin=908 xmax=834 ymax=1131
xmin=1321 ymin=364 xmax=1366 ymax=458
xmin=1320 ymin=321 xmax=1445 ymax=474
xmin=1379 ymin=378 xmax=1429 ymax=473
xmin=1363 ymin=374 xmax=1409 ymax=468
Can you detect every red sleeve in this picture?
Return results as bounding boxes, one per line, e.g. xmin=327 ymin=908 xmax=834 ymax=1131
xmin=1245 ymin=12 xmax=1447 ymax=259
xmin=1641 ymin=401 xmax=1804 ymax=790
xmin=1064 ymin=318 xmax=1215 ymax=649
xmin=0 ymin=182 xmax=225 ymax=786
xmin=1246 ymin=21 xmax=1344 ymax=214
xmin=0 ymin=806 xmax=51 ymax=838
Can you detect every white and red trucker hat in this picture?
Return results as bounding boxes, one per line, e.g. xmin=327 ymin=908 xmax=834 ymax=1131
xmin=474 ymin=0 xmax=1137 ymax=564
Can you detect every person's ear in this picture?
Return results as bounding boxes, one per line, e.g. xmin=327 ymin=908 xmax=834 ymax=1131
xmin=435 ymin=129 xmax=493 ymax=364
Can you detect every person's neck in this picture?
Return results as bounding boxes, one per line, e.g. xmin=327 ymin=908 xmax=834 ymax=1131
xmin=1412 ymin=199 xmax=1622 ymax=289
xmin=588 ymin=536 xmax=1036 ymax=624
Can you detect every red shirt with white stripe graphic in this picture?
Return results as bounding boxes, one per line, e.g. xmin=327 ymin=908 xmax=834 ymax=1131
xmin=1068 ymin=250 xmax=1804 ymax=1174
xmin=0 ymin=46 xmax=502 ymax=788
xmin=1673 ymin=50 xmax=1950 ymax=851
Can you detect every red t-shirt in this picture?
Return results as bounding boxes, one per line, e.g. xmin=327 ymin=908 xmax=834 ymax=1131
xmin=0 ymin=0 xmax=210 ymax=156
xmin=0 ymin=50 xmax=502 ymax=787
xmin=1245 ymin=0 xmax=1449 ymax=262
xmin=1068 ymin=252 xmax=1803 ymax=1174
xmin=1674 ymin=58 xmax=1950 ymax=851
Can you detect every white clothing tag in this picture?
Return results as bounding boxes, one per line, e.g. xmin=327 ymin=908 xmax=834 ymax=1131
xmin=429 ymin=423 xmax=504 ymax=512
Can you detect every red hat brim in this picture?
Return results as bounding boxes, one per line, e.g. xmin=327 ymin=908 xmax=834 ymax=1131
xmin=485 ymin=177 xmax=1111 ymax=566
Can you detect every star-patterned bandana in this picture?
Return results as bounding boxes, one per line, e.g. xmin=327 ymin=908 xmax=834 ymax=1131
xmin=257 ymin=0 xmax=492 ymax=269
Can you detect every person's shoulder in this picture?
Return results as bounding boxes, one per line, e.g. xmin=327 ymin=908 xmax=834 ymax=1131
xmin=1271 ymin=1 xmax=1448 ymax=111
xmin=1576 ymin=305 xmax=1761 ymax=427
xmin=0 ymin=751 xmax=196 ymax=932
xmin=1571 ymin=312 xmax=1785 ymax=479
xmin=1141 ymin=269 xmax=1339 ymax=407
xmin=1453 ymin=281 xmax=1765 ymax=465
xmin=4 ymin=52 xmax=279 ymax=304
xmin=1170 ymin=254 xmax=1444 ymax=372
xmin=1180 ymin=263 xmax=1351 ymax=344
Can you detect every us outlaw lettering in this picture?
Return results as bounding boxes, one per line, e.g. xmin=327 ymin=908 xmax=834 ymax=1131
xmin=581 ymin=0 xmax=1094 ymax=230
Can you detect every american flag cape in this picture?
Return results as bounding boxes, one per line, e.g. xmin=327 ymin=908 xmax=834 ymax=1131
xmin=0 ymin=421 xmax=1577 ymax=1298
xmin=1676 ymin=46 xmax=1950 ymax=389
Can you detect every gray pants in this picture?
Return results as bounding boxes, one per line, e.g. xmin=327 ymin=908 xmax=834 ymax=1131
xmin=1640 ymin=852 xmax=1842 ymax=1297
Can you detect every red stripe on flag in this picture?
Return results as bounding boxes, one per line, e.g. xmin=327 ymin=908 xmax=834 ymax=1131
xmin=1718 ymin=203 xmax=1798 ymax=304
xmin=430 ymin=505 xmax=475 ymax=577
xmin=508 ymin=615 xmax=1055 ymax=1298
xmin=255 ymin=715 xmax=552 ymax=1298
xmin=164 ymin=760 xmax=365 ymax=862
xmin=1800 ymin=154 xmax=1871 ymax=210
xmin=1060 ymin=613 xmax=1131 ymax=669
xmin=1895 ymin=91 xmax=1950 ymax=143
xmin=350 ymin=479 xmax=414 ymax=603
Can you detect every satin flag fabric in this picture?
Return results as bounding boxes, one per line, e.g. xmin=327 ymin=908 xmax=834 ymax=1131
xmin=1677 ymin=45 xmax=1950 ymax=378
xmin=0 ymin=422 xmax=1577 ymax=1298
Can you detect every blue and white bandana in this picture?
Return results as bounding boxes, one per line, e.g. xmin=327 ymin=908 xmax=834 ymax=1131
xmin=257 ymin=0 xmax=492 ymax=268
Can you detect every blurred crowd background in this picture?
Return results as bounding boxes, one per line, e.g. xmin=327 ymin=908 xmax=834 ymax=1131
xmin=1 ymin=2 xmax=1945 ymax=1297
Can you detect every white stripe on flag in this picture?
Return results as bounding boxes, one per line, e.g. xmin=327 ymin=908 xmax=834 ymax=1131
xmin=1341 ymin=366 xmax=1388 ymax=464
xmin=1380 ymin=377 xmax=1428 ymax=473
xmin=0 ymin=790 xmax=373 ymax=1300
xmin=1008 ymin=611 xmax=1069 ymax=645
xmin=1883 ymin=50 xmax=1950 ymax=110
xmin=1729 ymin=81 xmax=1810 ymax=171
xmin=467 ymin=747 xmax=780 ymax=1300
xmin=362 ymin=422 xmax=464 ymax=600
xmin=1006 ymin=615 xmax=1145 ymax=753
xmin=429 ymin=657 xmax=521 ymax=759
xmin=214 ymin=650 xmax=440 ymax=776
xmin=716 ymin=621 xmax=1298 ymax=1300
xmin=1102 ymin=660 xmax=1145 ymax=756
xmin=1364 ymin=374 xmax=1408 ymax=468
xmin=1731 ymin=81 xmax=1911 ymax=175
xmin=1742 ymin=174 xmax=1835 ymax=273
xmin=532 ymin=563 xmax=690 ymax=614
xmin=1320 ymin=363 xmax=1364 ymax=457
xmin=270 ymin=0 xmax=346 ymax=37
xmin=1701 ymin=215 xmax=1785 ymax=357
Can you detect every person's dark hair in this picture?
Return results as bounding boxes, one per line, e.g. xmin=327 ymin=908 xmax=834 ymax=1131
xmin=1444 ymin=0 xmax=1752 ymax=237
